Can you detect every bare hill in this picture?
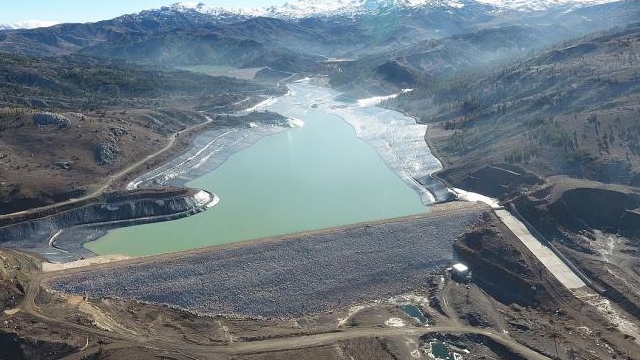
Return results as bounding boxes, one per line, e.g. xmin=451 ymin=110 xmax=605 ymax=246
xmin=0 ymin=52 xmax=281 ymax=213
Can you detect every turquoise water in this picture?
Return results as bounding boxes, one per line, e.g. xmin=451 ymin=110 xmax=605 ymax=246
xmin=401 ymin=304 xmax=430 ymax=324
xmin=86 ymin=110 xmax=426 ymax=256
xmin=430 ymin=342 xmax=454 ymax=360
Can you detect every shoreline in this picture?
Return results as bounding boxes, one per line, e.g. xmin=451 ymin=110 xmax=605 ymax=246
xmin=58 ymin=190 xmax=220 ymax=258
xmin=67 ymin=81 xmax=455 ymax=261
xmin=290 ymin=80 xmax=451 ymax=204
xmin=8 ymin=79 xmax=460 ymax=265
xmin=124 ymin=120 xmax=289 ymax=190
xmin=378 ymin=98 xmax=459 ymax=198
xmin=0 ymin=188 xmax=219 ymax=263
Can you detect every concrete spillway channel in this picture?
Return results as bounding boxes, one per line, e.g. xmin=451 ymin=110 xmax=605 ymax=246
xmin=495 ymin=208 xmax=586 ymax=290
xmin=486 ymin=202 xmax=640 ymax=342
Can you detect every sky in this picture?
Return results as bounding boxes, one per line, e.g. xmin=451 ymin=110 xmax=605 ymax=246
xmin=0 ymin=0 xmax=284 ymax=24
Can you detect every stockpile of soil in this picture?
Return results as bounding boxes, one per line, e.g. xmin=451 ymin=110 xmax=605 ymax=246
xmin=437 ymin=163 xmax=542 ymax=199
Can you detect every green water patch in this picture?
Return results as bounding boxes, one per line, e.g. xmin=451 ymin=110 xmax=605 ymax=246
xmin=85 ymin=110 xmax=426 ymax=256
xmin=429 ymin=341 xmax=455 ymax=360
xmin=401 ymin=304 xmax=430 ymax=324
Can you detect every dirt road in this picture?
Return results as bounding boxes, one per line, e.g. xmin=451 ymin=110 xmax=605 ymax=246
xmin=0 ymin=116 xmax=214 ymax=221
xmin=3 ymin=230 xmax=557 ymax=360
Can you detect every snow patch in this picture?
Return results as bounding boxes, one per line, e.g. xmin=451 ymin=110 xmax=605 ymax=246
xmin=452 ymin=188 xmax=500 ymax=208
xmin=166 ymin=0 xmax=615 ymax=20
xmin=168 ymin=2 xmax=268 ymax=18
xmin=193 ymin=190 xmax=213 ymax=207
xmin=287 ymin=118 xmax=305 ymax=127
xmin=242 ymin=98 xmax=278 ymax=113
xmin=48 ymin=230 xmax=63 ymax=248
xmin=206 ymin=194 xmax=220 ymax=209
xmin=384 ymin=317 xmax=406 ymax=327
xmin=578 ymin=291 xmax=640 ymax=344
xmin=473 ymin=0 xmax=620 ymax=11
xmin=0 ymin=20 xmax=59 ymax=30
xmin=357 ymin=89 xmax=413 ymax=107
xmin=591 ymin=230 xmax=623 ymax=263
xmin=295 ymin=77 xmax=311 ymax=83
xmin=126 ymin=124 xmax=287 ymax=190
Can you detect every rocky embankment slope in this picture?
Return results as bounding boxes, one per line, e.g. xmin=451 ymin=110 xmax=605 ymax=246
xmin=0 ymin=188 xmax=215 ymax=262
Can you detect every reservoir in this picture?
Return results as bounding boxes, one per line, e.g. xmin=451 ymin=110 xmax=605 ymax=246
xmin=86 ymin=106 xmax=428 ymax=256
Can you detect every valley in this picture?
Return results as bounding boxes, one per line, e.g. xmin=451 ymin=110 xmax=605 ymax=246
xmin=2 ymin=0 xmax=640 ymax=359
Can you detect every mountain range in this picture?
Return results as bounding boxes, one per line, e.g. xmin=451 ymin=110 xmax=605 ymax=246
xmin=1 ymin=0 xmax=638 ymax=78
xmin=1 ymin=0 xmax=639 ymax=189
xmin=2 ymin=0 xmax=623 ymax=29
xmin=107 ymin=0 xmax=629 ymax=21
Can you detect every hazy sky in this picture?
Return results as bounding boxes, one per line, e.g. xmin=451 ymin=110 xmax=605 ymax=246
xmin=0 ymin=0 xmax=283 ymax=24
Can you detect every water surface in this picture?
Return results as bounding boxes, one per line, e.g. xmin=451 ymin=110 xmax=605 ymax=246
xmin=401 ymin=304 xmax=430 ymax=324
xmin=86 ymin=110 xmax=426 ymax=256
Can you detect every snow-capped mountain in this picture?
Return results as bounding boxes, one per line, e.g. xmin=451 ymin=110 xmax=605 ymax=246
xmin=473 ymin=0 xmax=622 ymax=11
xmin=169 ymin=0 xmax=466 ymax=19
xmin=1 ymin=0 xmax=636 ymax=71
xmin=168 ymin=0 xmax=623 ymax=19
xmin=0 ymin=20 xmax=59 ymax=30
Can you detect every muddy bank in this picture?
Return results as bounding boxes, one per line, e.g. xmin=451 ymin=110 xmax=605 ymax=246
xmin=435 ymin=163 xmax=543 ymax=201
xmin=512 ymin=176 xmax=640 ymax=240
xmin=0 ymin=188 xmax=215 ymax=262
xmin=125 ymin=112 xmax=293 ymax=190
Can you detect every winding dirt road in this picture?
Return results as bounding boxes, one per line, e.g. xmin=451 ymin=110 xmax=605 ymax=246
xmin=0 ymin=116 xmax=214 ymax=221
